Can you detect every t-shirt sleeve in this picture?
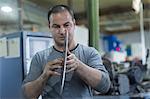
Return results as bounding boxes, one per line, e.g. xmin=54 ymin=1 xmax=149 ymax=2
xmin=86 ymin=47 xmax=106 ymax=72
xmin=23 ymin=52 xmax=43 ymax=84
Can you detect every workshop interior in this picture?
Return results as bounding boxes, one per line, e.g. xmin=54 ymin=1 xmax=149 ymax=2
xmin=0 ymin=0 xmax=150 ymax=99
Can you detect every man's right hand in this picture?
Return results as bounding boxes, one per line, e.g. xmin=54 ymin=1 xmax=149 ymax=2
xmin=22 ymin=58 xmax=63 ymax=99
xmin=43 ymin=58 xmax=64 ymax=77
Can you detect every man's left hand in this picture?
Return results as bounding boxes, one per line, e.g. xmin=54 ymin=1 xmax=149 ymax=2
xmin=66 ymin=51 xmax=79 ymax=73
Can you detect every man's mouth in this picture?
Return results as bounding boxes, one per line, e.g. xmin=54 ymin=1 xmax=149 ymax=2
xmin=59 ymin=37 xmax=65 ymax=40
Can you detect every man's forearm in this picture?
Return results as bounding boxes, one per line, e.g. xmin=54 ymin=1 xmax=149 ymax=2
xmin=23 ymin=73 xmax=49 ymax=98
xmin=75 ymin=61 xmax=102 ymax=88
xmin=76 ymin=61 xmax=110 ymax=93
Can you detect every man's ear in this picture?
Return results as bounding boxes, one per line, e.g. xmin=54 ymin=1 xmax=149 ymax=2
xmin=73 ymin=19 xmax=76 ymax=25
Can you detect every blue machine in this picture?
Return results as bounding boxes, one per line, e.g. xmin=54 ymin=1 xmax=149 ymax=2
xmin=0 ymin=31 xmax=53 ymax=99
xmin=103 ymin=35 xmax=122 ymax=52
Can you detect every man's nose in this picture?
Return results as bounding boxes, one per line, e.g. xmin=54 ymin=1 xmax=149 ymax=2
xmin=59 ymin=26 xmax=66 ymax=34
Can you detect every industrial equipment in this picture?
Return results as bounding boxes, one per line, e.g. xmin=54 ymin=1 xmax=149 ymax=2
xmin=96 ymin=49 xmax=150 ymax=99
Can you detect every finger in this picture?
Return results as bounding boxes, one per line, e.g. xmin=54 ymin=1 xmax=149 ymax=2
xmin=53 ymin=71 xmax=61 ymax=75
xmin=66 ymin=59 xmax=74 ymax=65
xmin=66 ymin=63 xmax=74 ymax=69
xmin=47 ymin=58 xmax=63 ymax=65
xmin=49 ymin=71 xmax=61 ymax=76
xmin=50 ymin=65 xmax=62 ymax=70
xmin=67 ymin=53 xmax=74 ymax=60
xmin=45 ymin=63 xmax=62 ymax=72
xmin=58 ymin=58 xmax=64 ymax=61
xmin=67 ymin=50 xmax=71 ymax=56
xmin=47 ymin=61 xmax=61 ymax=66
xmin=66 ymin=67 xmax=76 ymax=73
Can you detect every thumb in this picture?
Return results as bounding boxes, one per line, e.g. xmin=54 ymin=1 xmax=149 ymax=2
xmin=67 ymin=50 xmax=71 ymax=56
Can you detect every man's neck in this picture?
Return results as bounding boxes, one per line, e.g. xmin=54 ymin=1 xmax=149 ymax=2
xmin=54 ymin=41 xmax=77 ymax=52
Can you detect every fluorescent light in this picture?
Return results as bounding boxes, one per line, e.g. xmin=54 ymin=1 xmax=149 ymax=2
xmin=1 ymin=6 xmax=12 ymax=13
xmin=105 ymin=25 xmax=132 ymax=31
xmin=132 ymin=0 xmax=141 ymax=14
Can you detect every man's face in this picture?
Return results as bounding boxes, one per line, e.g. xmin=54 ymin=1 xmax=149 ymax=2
xmin=49 ymin=10 xmax=75 ymax=47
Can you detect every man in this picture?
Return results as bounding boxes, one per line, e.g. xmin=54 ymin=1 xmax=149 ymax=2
xmin=22 ymin=5 xmax=110 ymax=99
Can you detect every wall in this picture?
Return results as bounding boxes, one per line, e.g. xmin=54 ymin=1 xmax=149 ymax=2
xmin=74 ymin=25 xmax=89 ymax=46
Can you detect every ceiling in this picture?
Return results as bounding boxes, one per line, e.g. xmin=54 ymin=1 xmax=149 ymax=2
xmin=0 ymin=0 xmax=149 ymax=34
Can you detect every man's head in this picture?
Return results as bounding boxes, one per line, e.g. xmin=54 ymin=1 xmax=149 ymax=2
xmin=48 ymin=5 xmax=74 ymax=25
xmin=48 ymin=5 xmax=76 ymax=49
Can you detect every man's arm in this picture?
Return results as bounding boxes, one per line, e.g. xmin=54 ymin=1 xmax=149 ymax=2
xmin=66 ymin=48 xmax=110 ymax=93
xmin=22 ymin=73 xmax=49 ymax=99
xmin=75 ymin=60 xmax=110 ymax=93
xmin=22 ymin=58 xmax=63 ymax=98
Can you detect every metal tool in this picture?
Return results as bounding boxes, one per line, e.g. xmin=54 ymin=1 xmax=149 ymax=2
xmin=60 ymin=31 xmax=69 ymax=95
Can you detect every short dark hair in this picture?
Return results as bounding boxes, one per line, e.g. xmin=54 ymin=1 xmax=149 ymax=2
xmin=48 ymin=5 xmax=74 ymax=24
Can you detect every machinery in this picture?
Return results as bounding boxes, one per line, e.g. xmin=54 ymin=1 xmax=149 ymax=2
xmin=97 ymin=49 xmax=150 ymax=99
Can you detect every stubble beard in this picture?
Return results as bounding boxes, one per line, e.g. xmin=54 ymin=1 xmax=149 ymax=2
xmin=54 ymin=39 xmax=66 ymax=49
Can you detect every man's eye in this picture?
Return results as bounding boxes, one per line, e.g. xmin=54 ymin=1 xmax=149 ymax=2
xmin=65 ymin=24 xmax=71 ymax=27
xmin=52 ymin=25 xmax=60 ymax=28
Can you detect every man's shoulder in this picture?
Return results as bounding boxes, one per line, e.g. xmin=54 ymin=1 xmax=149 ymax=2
xmin=35 ymin=46 xmax=53 ymax=57
xmin=78 ymin=44 xmax=97 ymax=52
